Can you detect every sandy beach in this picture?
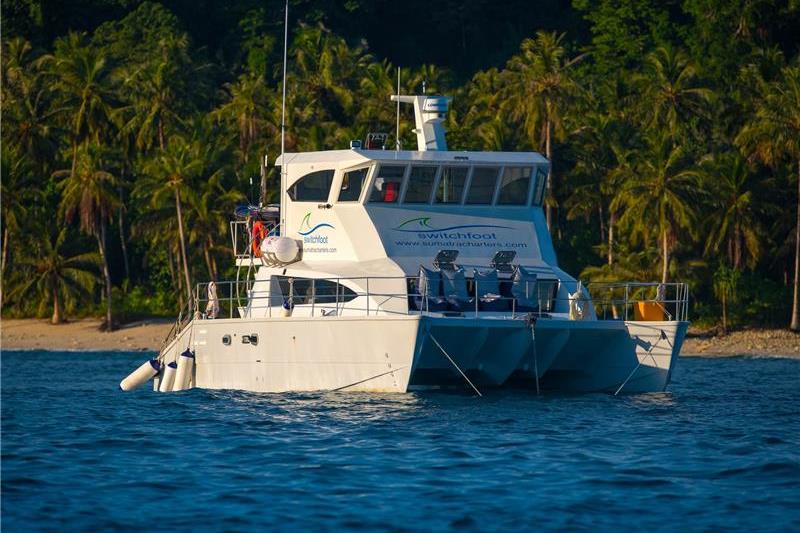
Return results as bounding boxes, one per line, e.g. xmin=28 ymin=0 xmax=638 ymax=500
xmin=1 ymin=319 xmax=174 ymax=351
xmin=1 ymin=318 xmax=798 ymax=356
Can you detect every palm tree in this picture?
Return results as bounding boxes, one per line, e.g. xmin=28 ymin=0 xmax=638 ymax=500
xmin=567 ymin=107 xmax=637 ymax=265
xmin=702 ymin=152 xmax=764 ymax=270
xmin=613 ymin=131 xmax=703 ymax=284
xmin=503 ymin=32 xmax=583 ymax=229
xmin=635 ymin=46 xmax=712 ymax=137
xmin=2 ymin=38 xmax=61 ymax=175
xmin=186 ymin=174 xmax=244 ymax=281
xmin=54 ymin=144 xmax=120 ymax=330
xmin=0 ymin=148 xmax=40 ymax=312
xmin=736 ymin=61 xmax=800 ymax=330
xmin=117 ymin=34 xmax=191 ymax=152
xmin=713 ymin=264 xmax=741 ymax=333
xmin=139 ymin=134 xmax=202 ymax=307
xmin=7 ymin=229 xmax=100 ymax=324
xmin=357 ymin=59 xmax=397 ymax=136
xmin=52 ymin=32 xmax=117 ymax=181
xmin=213 ymin=72 xmax=276 ymax=169
xmin=459 ymin=68 xmax=521 ymax=151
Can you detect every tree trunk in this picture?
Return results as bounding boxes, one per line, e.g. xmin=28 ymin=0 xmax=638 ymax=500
xmin=207 ymin=237 xmax=218 ymax=281
xmin=1 ymin=226 xmax=8 ymax=312
xmin=203 ymin=242 xmax=215 ymax=282
xmin=118 ymin=207 xmax=130 ymax=282
xmin=97 ymin=222 xmax=115 ymax=331
xmin=118 ymin=181 xmax=130 ymax=282
xmin=790 ymin=160 xmax=800 ymax=331
xmin=598 ymin=204 xmax=606 ymax=243
xmin=544 ymin=119 xmax=553 ymax=232
xmin=734 ymin=223 xmax=742 ymax=271
xmin=608 ymin=210 xmax=616 ymax=266
xmin=174 ymin=189 xmax=193 ymax=310
xmin=661 ymin=229 xmax=669 ymax=284
xmin=51 ymin=285 xmax=62 ymax=325
xmin=721 ymin=291 xmax=727 ymax=334
xmin=70 ymin=141 xmax=78 ymax=179
xmin=158 ymin=122 xmax=166 ymax=152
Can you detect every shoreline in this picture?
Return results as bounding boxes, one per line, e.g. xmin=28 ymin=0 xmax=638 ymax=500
xmin=1 ymin=318 xmax=798 ymax=357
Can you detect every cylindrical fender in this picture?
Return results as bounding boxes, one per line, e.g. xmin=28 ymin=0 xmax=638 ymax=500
xmin=120 ymin=359 xmax=161 ymax=391
xmin=172 ymin=349 xmax=195 ymax=391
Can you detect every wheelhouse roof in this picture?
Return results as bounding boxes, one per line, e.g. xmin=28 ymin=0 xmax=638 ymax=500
xmin=276 ymin=149 xmax=549 ymax=167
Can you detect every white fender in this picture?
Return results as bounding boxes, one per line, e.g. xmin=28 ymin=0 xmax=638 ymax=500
xmin=172 ymin=349 xmax=195 ymax=391
xmin=120 ymin=359 xmax=161 ymax=391
xmin=158 ymin=361 xmax=178 ymax=392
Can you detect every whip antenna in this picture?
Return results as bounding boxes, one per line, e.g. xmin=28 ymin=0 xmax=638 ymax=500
xmin=395 ymin=67 xmax=401 ymax=151
xmin=280 ymin=0 xmax=289 ymax=229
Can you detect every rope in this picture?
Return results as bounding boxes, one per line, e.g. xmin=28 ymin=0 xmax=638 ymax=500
xmin=614 ymin=330 xmax=666 ymax=396
xmin=331 ymin=366 xmax=409 ymax=392
xmin=429 ymin=333 xmax=482 ymax=397
xmin=527 ymin=314 xmax=540 ymax=395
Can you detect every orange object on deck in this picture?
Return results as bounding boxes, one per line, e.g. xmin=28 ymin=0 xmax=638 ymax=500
xmin=634 ymin=301 xmax=666 ymax=321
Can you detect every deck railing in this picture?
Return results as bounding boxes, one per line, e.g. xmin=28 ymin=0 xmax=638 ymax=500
xmin=189 ymin=277 xmax=689 ymax=322
xmin=230 ymin=220 xmax=281 ymax=260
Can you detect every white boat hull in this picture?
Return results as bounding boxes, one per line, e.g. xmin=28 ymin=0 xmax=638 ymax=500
xmin=154 ymin=316 xmax=686 ymax=394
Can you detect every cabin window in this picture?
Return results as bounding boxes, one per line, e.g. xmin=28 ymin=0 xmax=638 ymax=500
xmin=287 ymin=169 xmax=335 ymax=202
xmin=533 ymin=167 xmax=547 ymax=205
xmin=497 ymin=166 xmax=532 ymax=205
xmin=369 ymin=165 xmax=406 ymax=203
xmin=402 ymin=165 xmax=438 ymax=203
xmin=271 ymin=276 xmax=358 ymax=305
xmin=337 ymin=167 xmax=368 ymax=202
xmin=435 ymin=167 xmax=468 ymax=204
xmin=465 ymin=166 xmax=500 ymax=204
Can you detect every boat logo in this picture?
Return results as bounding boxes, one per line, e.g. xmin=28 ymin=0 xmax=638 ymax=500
xmin=392 ymin=216 xmax=511 ymax=233
xmin=298 ymin=212 xmax=335 ymax=236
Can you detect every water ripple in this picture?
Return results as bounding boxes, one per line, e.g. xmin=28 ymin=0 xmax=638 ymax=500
xmin=2 ymin=351 xmax=799 ymax=531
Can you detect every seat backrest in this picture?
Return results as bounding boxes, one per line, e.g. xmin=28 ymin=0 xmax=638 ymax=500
xmin=418 ymin=266 xmax=442 ymax=297
xmin=511 ymin=266 xmax=538 ymax=307
xmin=441 ymin=267 xmax=469 ymax=299
xmin=473 ymin=268 xmax=500 ymax=296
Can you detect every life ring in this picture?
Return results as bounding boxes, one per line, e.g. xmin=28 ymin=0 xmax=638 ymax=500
xmin=252 ymin=221 xmax=267 ymax=257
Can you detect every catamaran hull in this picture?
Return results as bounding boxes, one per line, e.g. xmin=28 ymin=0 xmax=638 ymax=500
xmin=154 ymin=315 xmax=547 ymax=393
xmin=153 ymin=316 xmax=685 ymax=394
xmin=535 ymin=319 xmax=688 ymax=393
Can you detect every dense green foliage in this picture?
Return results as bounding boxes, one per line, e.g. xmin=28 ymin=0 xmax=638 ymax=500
xmin=2 ymin=0 xmax=799 ymax=331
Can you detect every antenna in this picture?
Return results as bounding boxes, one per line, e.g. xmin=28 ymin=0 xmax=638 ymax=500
xmin=280 ymin=0 xmax=288 ymax=229
xmin=259 ymin=154 xmax=267 ymax=206
xmin=395 ymin=67 xmax=401 ymax=151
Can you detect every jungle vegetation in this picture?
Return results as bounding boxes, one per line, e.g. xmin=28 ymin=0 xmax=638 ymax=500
xmin=2 ymin=0 xmax=799 ymax=332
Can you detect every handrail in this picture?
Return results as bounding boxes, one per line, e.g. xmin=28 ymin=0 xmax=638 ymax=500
xmin=156 ymin=297 xmax=194 ymax=360
xmin=230 ymin=219 xmax=281 ymax=260
xmin=191 ymin=277 xmax=689 ymax=322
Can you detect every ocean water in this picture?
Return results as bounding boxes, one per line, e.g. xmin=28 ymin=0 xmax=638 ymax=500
xmin=2 ymin=351 xmax=799 ymax=532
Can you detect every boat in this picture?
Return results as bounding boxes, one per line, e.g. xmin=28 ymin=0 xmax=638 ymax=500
xmin=120 ymin=93 xmax=689 ymax=395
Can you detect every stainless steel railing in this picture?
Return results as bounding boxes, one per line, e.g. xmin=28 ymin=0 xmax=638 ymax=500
xmin=230 ymin=220 xmax=281 ymax=259
xmin=189 ymin=277 xmax=689 ymax=322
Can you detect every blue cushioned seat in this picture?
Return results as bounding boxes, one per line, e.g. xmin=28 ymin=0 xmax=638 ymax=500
xmin=441 ymin=267 xmax=475 ymax=312
xmin=473 ymin=269 xmax=508 ymax=311
xmin=511 ymin=266 xmax=539 ymax=312
xmin=415 ymin=266 xmax=448 ymax=312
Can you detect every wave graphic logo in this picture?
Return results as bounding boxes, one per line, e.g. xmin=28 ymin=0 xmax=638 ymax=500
xmin=298 ymin=212 xmax=335 ymax=236
xmin=393 ymin=216 xmax=511 ymax=233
